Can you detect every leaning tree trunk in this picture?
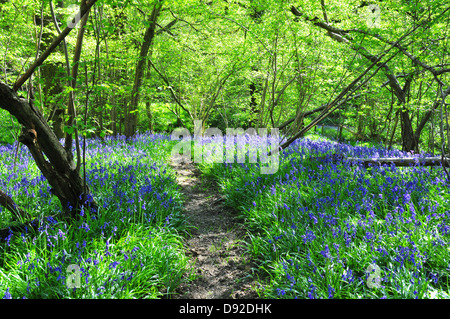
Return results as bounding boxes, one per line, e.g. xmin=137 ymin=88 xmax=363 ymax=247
xmin=0 ymin=0 xmax=98 ymax=220
xmin=0 ymin=0 xmax=98 ymax=221
xmin=288 ymin=5 xmax=445 ymax=153
xmin=0 ymin=82 xmax=96 ymax=218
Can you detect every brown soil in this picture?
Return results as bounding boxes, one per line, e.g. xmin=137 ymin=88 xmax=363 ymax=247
xmin=170 ymin=158 xmax=259 ymax=299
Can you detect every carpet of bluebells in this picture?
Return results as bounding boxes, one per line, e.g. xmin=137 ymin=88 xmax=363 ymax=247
xmin=0 ymin=133 xmax=193 ymax=299
xmin=198 ymin=134 xmax=450 ymax=299
xmin=3 ymin=132 xmax=450 ymax=299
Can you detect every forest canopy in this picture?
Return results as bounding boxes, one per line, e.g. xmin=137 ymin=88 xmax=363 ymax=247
xmin=0 ymin=0 xmax=448 ymax=152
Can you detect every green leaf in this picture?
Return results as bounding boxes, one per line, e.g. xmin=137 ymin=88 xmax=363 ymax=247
xmin=64 ymin=126 xmax=75 ymax=135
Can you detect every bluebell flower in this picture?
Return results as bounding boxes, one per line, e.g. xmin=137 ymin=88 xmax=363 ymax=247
xmin=328 ymin=285 xmax=335 ymax=299
xmin=4 ymin=229 xmax=13 ymax=247
xmin=308 ymin=285 xmax=316 ymax=299
xmin=109 ymin=261 xmax=120 ymax=269
xmin=276 ymin=288 xmax=286 ymax=296
xmin=3 ymin=288 xmax=12 ymax=299
xmin=430 ymin=272 xmax=439 ymax=284
xmin=302 ymin=230 xmax=316 ymax=244
xmin=320 ymin=244 xmax=331 ymax=259
xmin=131 ymin=246 xmax=139 ymax=253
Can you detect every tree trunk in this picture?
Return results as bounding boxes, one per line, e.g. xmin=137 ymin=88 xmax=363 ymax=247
xmin=14 ymin=0 xmax=98 ymax=91
xmin=144 ymin=51 xmax=154 ymax=132
xmin=414 ymin=85 xmax=450 ymax=146
xmin=145 ymin=101 xmax=153 ymax=132
xmin=288 ymin=5 xmax=436 ymax=152
xmin=65 ymin=0 xmax=90 ymax=164
xmin=400 ymin=107 xmax=418 ymax=152
xmin=0 ymin=190 xmax=30 ymax=222
xmin=0 ymin=0 xmax=98 ymax=220
xmin=41 ymin=64 xmax=65 ymax=139
xmin=124 ymin=2 xmax=162 ymax=138
xmin=0 ymin=82 xmax=97 ymax=218
xmin=248 ymin=81 xmax=259 ymax=127
xmin=111 ymin=106 xmax=117 ymax=136
xmin=311 ymin=154 xmax=450 ymax=167
xmin=346 ymin=156 xmax=450 ymax=167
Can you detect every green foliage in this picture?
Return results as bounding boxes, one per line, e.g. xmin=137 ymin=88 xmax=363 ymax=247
xmin=0 ymin=109 xmax=20 ymax=145
xmin=2 ymin=0 xmax=448 ymax=148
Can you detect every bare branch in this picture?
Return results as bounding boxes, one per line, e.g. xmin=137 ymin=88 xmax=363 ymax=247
xmin=278 ymin=92 xmax=366 ymax=130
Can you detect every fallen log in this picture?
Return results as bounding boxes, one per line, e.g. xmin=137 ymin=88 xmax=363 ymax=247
xmin=346 ymin=156 xmax=450 ymax=167
xmin=309 ymin=154 xmax=450 ymax=167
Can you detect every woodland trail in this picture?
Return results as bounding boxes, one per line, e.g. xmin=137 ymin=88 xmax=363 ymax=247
xmin=170 ymin=158 xmax=258 ymax=299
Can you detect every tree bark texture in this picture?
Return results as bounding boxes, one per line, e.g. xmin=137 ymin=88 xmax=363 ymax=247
xmin=0 ymin=82 xmax=96 ymax=218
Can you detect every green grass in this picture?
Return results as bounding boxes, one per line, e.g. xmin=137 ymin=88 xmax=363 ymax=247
xmin=196 ymin=135 xmax=450 ymax=299
xmin=3 ymin=132 xmax=450 ymax=299
xmin=0 ymin=133 xmax=195 ymax=299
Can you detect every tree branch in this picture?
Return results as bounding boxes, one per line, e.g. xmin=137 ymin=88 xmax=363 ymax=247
xmin=156 ymin=18 xmax=178 ymax=36
xmin=0 ymin=190 xmax=30 ymax=221
xmin=64 ymin=0 xmax=90 ymax=164
xmin=277 ymin=92 xmax=366 ymax=130
xmin=147 ymin=57 xmax=192 ymax=118
xmin=345 ymin=27 xmax=450 ymax=79
xmin=13 ymin=0 xmax=97 ymax=91
xmin=290 ymin=5 xmax=450 ymax=103
xmin=290 ymin=6 xmax=351 ymax=43
xmin=279 ymin=54 xmax=385 ymax=150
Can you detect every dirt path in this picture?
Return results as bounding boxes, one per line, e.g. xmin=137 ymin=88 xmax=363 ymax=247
xmin=170 ymin=159 xmax=258 ymax=299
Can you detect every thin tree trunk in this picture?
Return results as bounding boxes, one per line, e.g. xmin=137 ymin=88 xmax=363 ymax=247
xmin=125 ymin=2 xmax=162 ymax=138
xmin=0 ymin=190 xmax=30 ymax=221
xmin=289 ymin=5 xmax=437 ymax=152
xmin=346 ymin=156 xmax=450 ymax=167
xmin=65 ymin=0 xmax=90 ymax=166
xmin=400 ymin=106 xmax=418 ymax=152
xmin=388 ymin=110 xmax=400 ymax=150
xmin=145 ymin=48 xmax=154 ymax=132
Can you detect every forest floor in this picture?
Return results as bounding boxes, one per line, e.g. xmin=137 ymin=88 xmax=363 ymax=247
xmin=169 ymin=158 xmax=259 ymax=299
